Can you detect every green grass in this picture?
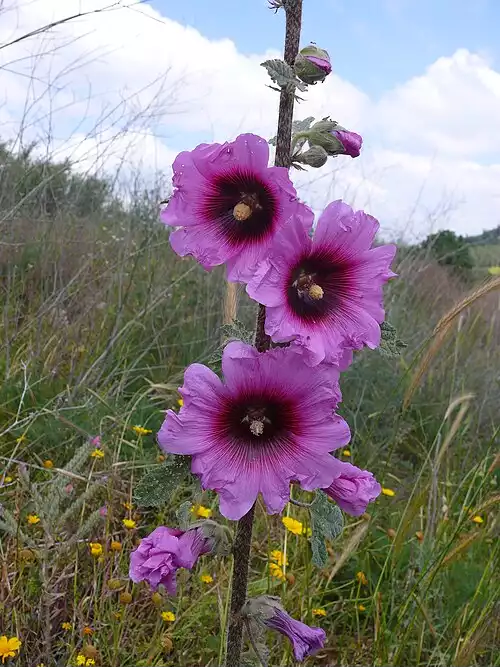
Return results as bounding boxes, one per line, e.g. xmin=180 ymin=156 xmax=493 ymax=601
xmin=1 ymin=213 xmax=500 ymax=666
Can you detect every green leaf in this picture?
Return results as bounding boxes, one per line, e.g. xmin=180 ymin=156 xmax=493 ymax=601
xmin=379 ymin=321 xmax=408 ymax=358
xmin=134 ymin=457 xmax=191 ymax=508
xmin=292 ymin=116 xmax=315 ymax=133
xmin=176 ymin=500 xmax=193 ymax=530
xmin=261 ymin=59 xmax=307 ymax=92
xmin=309 ymin=490 xmax=344 ymax=568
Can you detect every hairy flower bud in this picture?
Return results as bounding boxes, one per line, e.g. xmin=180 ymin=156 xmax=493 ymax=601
xmin=295 ymin=146 xmax=328 ymax=168
xmin=306 ymin=118 xmax=362 ymax=158
xmin=294 ymin=44 xmax=331 ymax=85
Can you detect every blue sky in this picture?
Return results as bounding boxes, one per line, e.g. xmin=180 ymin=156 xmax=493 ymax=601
xmin=151 ymin=0 xmax=497 ymax=97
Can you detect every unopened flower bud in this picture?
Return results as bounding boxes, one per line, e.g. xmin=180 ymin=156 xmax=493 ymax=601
xmin=161 ymin=635 xmax=174 ymax=653
xmin=119 ymin=591 xmax=133 ymax=604
xmin=307 ymin=118 xmax=363 ymax=158
xmin=107 ymin=578 xmax=124 ymax=591
xmin=190 ymin=519 xmax=233 ymax=557
xmin=82 ymin=644 xmax=99 ymax=660
xmin=296 ymin=146 xmax=328 ymax=169
xmin=151 ymin=592 xmax=163 ymax=607
xmin=294 ymin=44 xmax=332 ymax=85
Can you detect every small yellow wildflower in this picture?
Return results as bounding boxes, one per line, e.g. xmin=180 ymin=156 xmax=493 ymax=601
xmin=157 ymin=454 xmax=166 ymax=463
xmin=161 ymin=611 xmax=176 ymax=622
xmin=0 ymin=636 xmax=21 ymax=662
xmin=132 ymin=425 xmax=152 ymax=436
xmin=43 ymin=460 xmax=54 ymax=469
xmin=122 ymin=518 xmax=136 ymax=529
xmin=76 ymin=656 xmax=86 ymax=666
xmin=282 ymin=517 xmax=304 ymax=536
xmin=110 ymin=540 xmax=122 ymax=552
xmin=312 ymin=608 xmax=326 ymax=617
xmin=82 ymin=627 xmax=94 ymax=636
xmin=89 ymin=542 xmax=103 ymax=557
xmin=381 ymin=487 xmax=396 ymax=497
xmin=472 ymin=515 xmax=484 ymax=524
xmin=90 ymin=448 xmax=104 ymax=459
xmin=269 ymin=563 xmax=286 ymax=581
xmin=270 ymin=549 xmax=288 ymax=567
xmin=358 ymin=604 xmax=366 ymax=612
xmin=200 ymin=574 xmax=214 ymax=584
xmin=122 ymin=501 xmax=133 ymax=511
xmin=27 ymin=514 xmax=40 ymax=525
xmin=356 ymin=571 xmax=368 ymax=586
xmin=342 ymin=449 xmax=351 ymax=457
xmin=177 ymin=398 xmax=184 ymax=408
xmin=191 ymin=504 xmax=212 ymax=519
xmin=415 ymin=530 xmax=424 ymax=542
xmin=4 ymin=476 xmax=13 ymax=483
xmin=61 ymin=622 xmax=73 ymax=631
xmin=16 ymin=434 xmax=27 ymax=444
xmin=86 ymin=661 xmax=95 ymax=667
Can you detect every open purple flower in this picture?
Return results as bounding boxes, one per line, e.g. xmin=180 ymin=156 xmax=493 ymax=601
xmin=129 ymin=526 xmax=212 ymax=594
xmin=158 ymin=341 xmax=350 ymax=521
xmin=333 ymin=129 xmax=362 ymax=158
xmin=161 ymin=133 xmax=309 ymax=282
xmin=247 ymin=200 xmax=397 ymax=366
xmin=323 ymin=460 xmax=381 ymax=516
xmin=244 ymin=596 xmax=326 ymax=661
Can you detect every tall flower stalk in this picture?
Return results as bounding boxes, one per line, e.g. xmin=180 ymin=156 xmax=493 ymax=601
xmin=132 ymin=0 xmax=397 ymax=665
xmin=225 ymin=3 xmax=303 ymax=664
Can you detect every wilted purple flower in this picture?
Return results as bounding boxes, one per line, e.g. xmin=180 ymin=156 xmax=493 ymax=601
xmin=129 ymin=525 xmax=212 ymax=594
xmin=90 ymin=435 xmax=102 ymax=448
xmin=161 ymin=134 xmax=309 ymax=282
xmin=244 ymin=596 xmax=326 ymax=661
xmin=323 ymin=461 xmax=381 ymax=515
xmin=158 ymin=341 xmax=350 ymax=521
xmin=64 ymin=483 xmax=74 ymax=495
xmin=333 ymin=129 xmax=362 ymax=158
xmin=98 ymin=506 xmax=108 ymax=517
xmin=247 ymin=200 xmax=397 ymax=366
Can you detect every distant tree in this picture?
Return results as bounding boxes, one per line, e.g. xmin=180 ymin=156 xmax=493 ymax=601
xmin=421 ymin=230 xmax=474 ymax=272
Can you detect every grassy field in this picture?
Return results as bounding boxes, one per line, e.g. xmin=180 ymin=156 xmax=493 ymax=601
xmin=1 ymin=209 xmax=500 ymax=667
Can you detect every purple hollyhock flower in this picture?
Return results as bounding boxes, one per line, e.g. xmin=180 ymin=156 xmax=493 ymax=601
xmin=158 ymin=341 xmax=350 ymax=521
xmin=333 ymin=129 xmax=362 ymax=158
xmin=162 ymin=133 xmax=309 ymax=282
xmin=244 ymin=596 xmax=325 ymax=661
xmin=323 ymin=461 xmax=381 ymax=516
xmin=247 ymin=200 xmax=397 ymax=366
xmin=129 ymin=526 xmax=212 ymax=594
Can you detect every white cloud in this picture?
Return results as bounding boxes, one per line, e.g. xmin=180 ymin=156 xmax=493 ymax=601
xmin=1 ymin=0 xmax=500 ymax=240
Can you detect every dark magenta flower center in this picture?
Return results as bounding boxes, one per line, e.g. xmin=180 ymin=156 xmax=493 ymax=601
xmin=202 ymin=169 xmax=279 ymax=247
xmin=287 ymin=250 xmax=351 ymax=321
xmin=218 ymin=392 xmax=298 ymax=445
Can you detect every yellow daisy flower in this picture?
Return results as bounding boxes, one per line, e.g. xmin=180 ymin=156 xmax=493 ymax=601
xmin=122 ymin=518 xmax=136 ymax=529
xmin=270 ymin=549 xmax=288 ymax=567
xmin=472 ymin=515 xmax=484 ymax=524
xmin=269 ymin=563 xmax=286 ymax=581
xmin=76 ymin=656 xmax=87 ymax=666
xmin=358 ymin=604 xmax=366 ymax=612
xmin=110 ymin=541 xmax=122 ymax=552
xmin=0 ymin=636 xmax=21 ymax=662
xmin=200 ymin=574 xmax=214 ymax=584
xmin=122 ymin=501 xmax=133 ymax=511
xmin=61 ymin=622 xmax=72 ymax=631
xmin=282 ymin=517 xmax=304 ymax=536
xmin=89 ymin=543 xmax=103 ymax=557
xmin=132 ymin=425 xmax=152 ymax=436
xmin=191 ymin=504 xmax=212 ymax=519
xmin=42 ymin=460 xmax=54 ymax=469
xmin=356 ymin=571 xmax=368 ymax=586
xmin=381 ymin=487 xmax=396 ymax=497
xmin=312 ymin=608 xmax=326 ymax=617
xmin=342 ymin=449 xmax=351 ymax=457
xmin=161 ymin=611 xmax=176 ymax=622
xmin=27 ymin=514 xmax=40 ymax=525
xmin=90 ymin=449 xmax=104 ymax=459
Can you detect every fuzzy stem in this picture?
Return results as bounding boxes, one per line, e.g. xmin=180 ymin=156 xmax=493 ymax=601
xmin=224 ymin=3 xmax=303 ymax=667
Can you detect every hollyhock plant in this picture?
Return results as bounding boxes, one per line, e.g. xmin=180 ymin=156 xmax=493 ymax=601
xmin=294 ymin=44 xmax=332 ymax=85
xmin=161 ymin=133 xmax=309 ymax=282
xmin=244 ymin=596 xmax=326 ymax=661
xmin=129 ymin=525 xmax=212 ymax=594
xmin=158 ymin=341 xmax=350 ymax=521
xmin=247 ymin=200 xmax=397 ymax=365
xmin=323 ymin=460 xmax=381 ymax=516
